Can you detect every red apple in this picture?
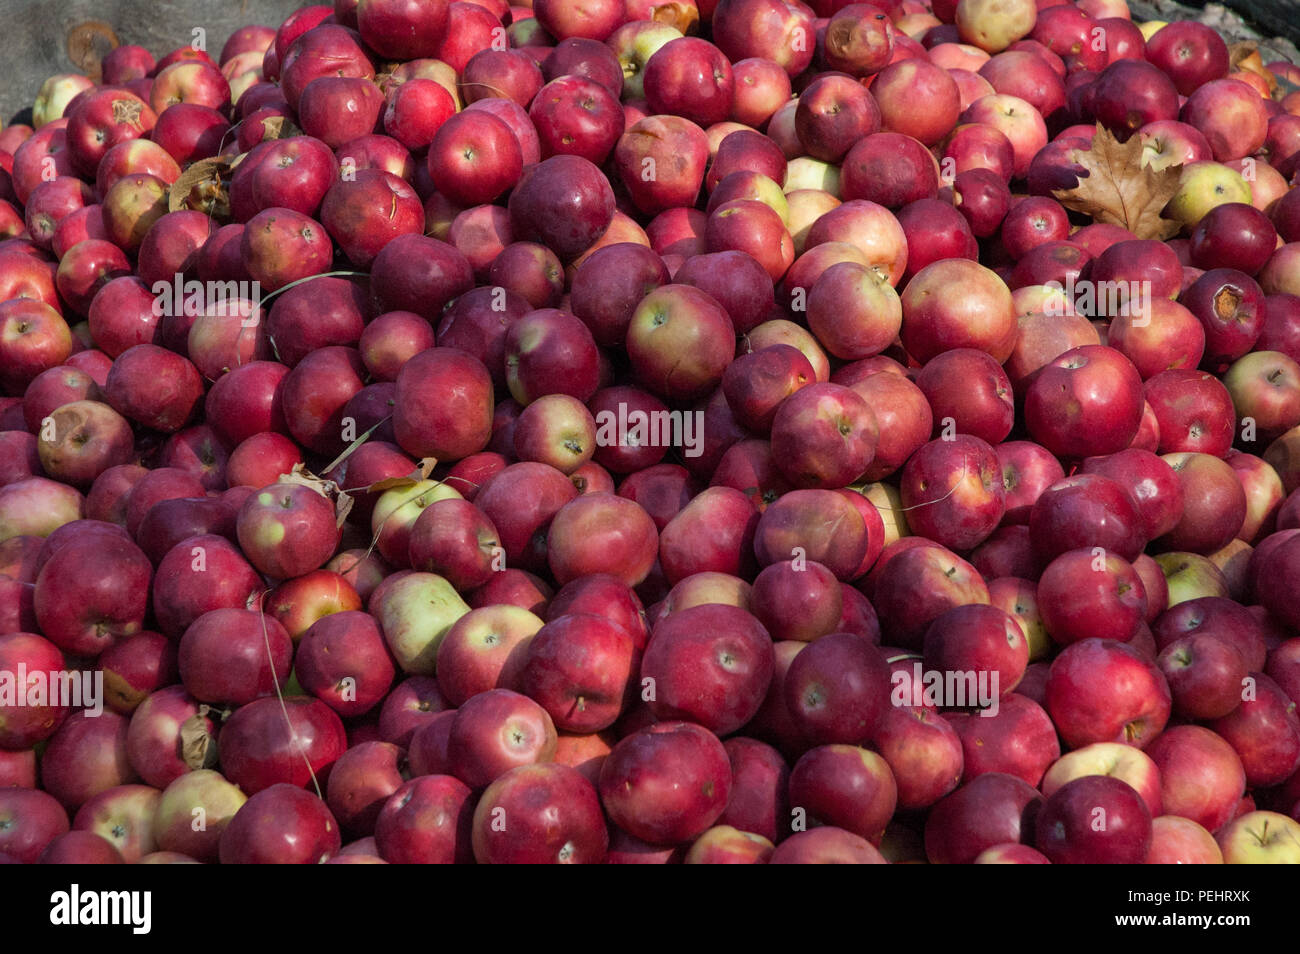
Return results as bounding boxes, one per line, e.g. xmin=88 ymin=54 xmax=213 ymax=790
xmin=599 ymin=721 xmax=731 ymax=846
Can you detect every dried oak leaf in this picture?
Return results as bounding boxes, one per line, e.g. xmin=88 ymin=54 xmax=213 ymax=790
xmin=168 ymin=154 xmax=235 ymax=216
xmin=1052 ymin=123 xmax=1183 ymax=241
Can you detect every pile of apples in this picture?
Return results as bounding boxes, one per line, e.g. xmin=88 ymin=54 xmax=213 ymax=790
xmin=2 ymin=0 xmax=1300 ymax=865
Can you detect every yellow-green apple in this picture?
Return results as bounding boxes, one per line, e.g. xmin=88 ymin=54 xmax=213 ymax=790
xmin=956 ymin=0 xmax=1036 ymax=52
xmin=370 ymin=570 xmax=470 ymax=674
xmin=1155 ymin=552 xmax=1231 ymax=606
xmin=152 ymin=769 xmax=246 ymax=863
xmin=608 ymin=21 xmax=683 ymax=101
xmin=1166 ymin=161 xmax=1252 ymax=230
xmin=1216 ymin=810 xmax=1300 ymax=864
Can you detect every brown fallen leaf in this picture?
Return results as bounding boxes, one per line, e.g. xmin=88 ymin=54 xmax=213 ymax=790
xmin=1052 ymin=123 xmax=1183 ymax=241
xmin=179 ymin=705 xmax=220 ymax=771
xmin=168 ymin=154 xmax=235 ymax=217
xmin=277 ymin=462 xmax=353 ymax=528
xmin=1228 ymin=41 xmax=1278 ymax=96
xmin=651 ymin=1 xmax=700 ymax=35
xmin=363 ymin=458 xmax=440 ymax=495
xmin=259 ymin=114 xmax=305 ymax=141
